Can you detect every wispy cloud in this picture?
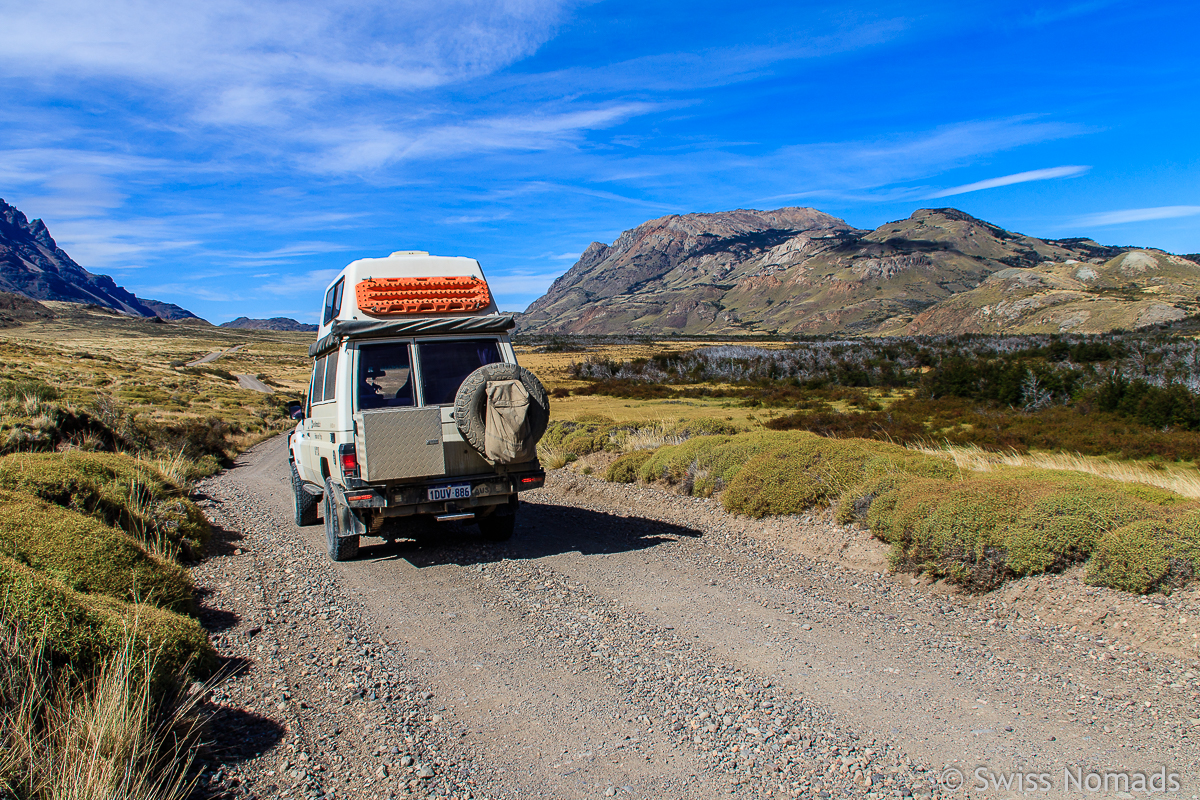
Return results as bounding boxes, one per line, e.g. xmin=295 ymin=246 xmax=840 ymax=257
xmin=927 ymin=165 xmax=1089 ymax=198
xmin=1074 ymin=205 xmax=1200 ymax=226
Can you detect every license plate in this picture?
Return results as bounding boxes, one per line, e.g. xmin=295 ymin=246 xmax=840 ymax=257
xmin=427 ymin=483 xmax=471 ymax=501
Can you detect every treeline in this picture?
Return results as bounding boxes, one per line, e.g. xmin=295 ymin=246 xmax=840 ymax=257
xmin=566 ymin=332 xmax=1200 ymax=459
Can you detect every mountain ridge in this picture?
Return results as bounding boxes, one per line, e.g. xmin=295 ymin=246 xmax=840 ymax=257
xmin=519 ymin=207 xmax=1199 ymax=336
xmin=219 ymin=317 xmax=317 ymax=332
xmin=0 ymin=198 xmax=204 ymax=321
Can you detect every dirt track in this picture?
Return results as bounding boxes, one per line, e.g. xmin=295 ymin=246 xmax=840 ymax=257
xmin=192 ymin=436 xmax=1200 ymax=800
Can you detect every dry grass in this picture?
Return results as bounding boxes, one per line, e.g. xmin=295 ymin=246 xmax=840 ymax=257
xmin=914 ymin=443 xmax=1200 ymax=499
xmin=0 ymin=621 xmax=207 ymax=800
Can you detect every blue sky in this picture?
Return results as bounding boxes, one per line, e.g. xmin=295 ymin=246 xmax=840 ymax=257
xmin=1 ymin=0 xmax=1197 ymax=323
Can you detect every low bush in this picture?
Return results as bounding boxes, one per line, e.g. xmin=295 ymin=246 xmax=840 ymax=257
xmin=0 ymin=451 xmax=210 ymax=559
xmin=0 ymin=491 xmax=194 ymax=613
xmin=605 ymin=450 xmax=654 ymax=483
xmin=865 ymin=468 xmax=1200 ymax=592
xmin=612 ymin=429 xmax=1200 ymax=594
xmin=0 ymin=556 xmax=215 ymax=683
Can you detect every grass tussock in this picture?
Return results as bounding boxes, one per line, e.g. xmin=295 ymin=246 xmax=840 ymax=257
xmin=619 ymin=431 xmax=1200 ymax=594
xmin=0 ymin=491 xmax=194 ymax=614
xmin=0 ymin=557 xmax=215 ymax=684
xmin=0 ymin=622 xmax=207 ymax=800
xmin=0 ymin=452 xmax=210 ymax=560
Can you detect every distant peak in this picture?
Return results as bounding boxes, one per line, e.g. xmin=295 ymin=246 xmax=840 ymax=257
xmin=910 ymin=208 xmax=984 ymax=224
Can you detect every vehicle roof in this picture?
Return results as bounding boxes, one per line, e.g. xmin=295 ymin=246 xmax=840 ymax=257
xmin=317 ymin=251 xmax=500 ymax=339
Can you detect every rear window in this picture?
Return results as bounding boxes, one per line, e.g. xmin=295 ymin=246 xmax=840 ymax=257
xmin=417 ymin=339 xmax=502 ymax=405
xmin=357 ymin=343 xmax=414 ymax=410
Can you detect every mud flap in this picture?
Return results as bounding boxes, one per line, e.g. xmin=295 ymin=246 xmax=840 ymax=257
xmin=328 ymin=481 xmax=368 ymax=538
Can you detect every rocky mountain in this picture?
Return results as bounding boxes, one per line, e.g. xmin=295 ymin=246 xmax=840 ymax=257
xmin=139 ymin=298 xmax=206 ymax=322
xmin=520 ymin=207 xmax=1200 ymax=336
xmin=219 ymin=317 xmax=317 ymax=332
xmin=0 ymin=198 xmax=205 ymax=321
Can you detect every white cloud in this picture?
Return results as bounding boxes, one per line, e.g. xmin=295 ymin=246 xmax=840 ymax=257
xmin=927 ymin=165 xmax=1089 ymax=198
xmin=1073 ymin=206 xmax=1200 ymax=226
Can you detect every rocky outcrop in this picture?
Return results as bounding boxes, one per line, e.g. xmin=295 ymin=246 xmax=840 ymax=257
xmin=0 ymin=198 xmax=170 ymax=317
xmin=218 ymin=317 xmax=317 ymax=332
xmin=520 ymin=207 xmax=1197 ymax=336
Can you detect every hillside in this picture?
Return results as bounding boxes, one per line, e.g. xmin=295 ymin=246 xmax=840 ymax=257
xmin=140 ymin=298 xmax=207 ymax=322
xmin=0 ymin=291 xmax=55 ymax=329
xmin=520 ymin=207 xmax=1200 ymax=336
xmin=219 ymin=316 xmax=317 ymax=332
xmin=0 ymin=198 xmax=202 ymax=320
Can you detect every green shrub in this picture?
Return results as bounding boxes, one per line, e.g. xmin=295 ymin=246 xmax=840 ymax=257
xmin=0 ymin=555 xmax=215 ymax=686
xmin=1088 ymin=521 xmax=1175 ymax=594
xmin=721 ymin=435 xmax=954 ymax=519
xmin=867 ymin=468 xmax=1200 ymax=592
xmin=0 ymin=490 xmax=194 ymax=613
xmin=0 ymin=451 xmax=210 ymax=558
xmin=606 ymin=450 xmax=655 ymax=483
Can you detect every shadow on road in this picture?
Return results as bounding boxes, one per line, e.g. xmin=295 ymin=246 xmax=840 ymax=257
xmin=353 ymin=499 xmax=702 ymax=568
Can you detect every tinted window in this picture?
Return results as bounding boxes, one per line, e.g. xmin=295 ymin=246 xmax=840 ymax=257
xmin=323 ymin=278 xmax=344 ymax=325
xmin=321 ymin=349 xmax=339 ymax=402
xmin=417 ymin=339 xmax=502 ymax=405
xmin=357 ymin=343 xmax=414 ymax=410
xmin=310 ymin=356 xmax=326 ymax=404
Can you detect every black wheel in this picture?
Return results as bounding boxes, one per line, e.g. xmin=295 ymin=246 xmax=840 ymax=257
xmin=291 ymin=460 xmax=319 ymax=527
xmin=477 ymin=497 xmax=517 ymax=542
xmin=454 ymin=363 xmax=549 ymax=461
xmin=323 ymin=479 xmax=359 ymax=561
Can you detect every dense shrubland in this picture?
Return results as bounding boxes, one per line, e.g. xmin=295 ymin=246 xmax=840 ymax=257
xmin=567 ymin=332 xmax=1200 ymax=460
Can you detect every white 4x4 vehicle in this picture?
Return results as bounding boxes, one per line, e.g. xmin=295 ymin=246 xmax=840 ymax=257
xmin=288 ymin=250 xmax=548 ymax=561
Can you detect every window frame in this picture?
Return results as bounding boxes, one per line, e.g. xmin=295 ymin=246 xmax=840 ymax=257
xmin=353 ymin=340 xmax=416 ymax=412
xmin=322 ymin=277 xmax=345 ymax=326
xmin=413 ymin=336 xmax=505 ymax=407
xmin=349 ymin=335 xmax=510 ymax=410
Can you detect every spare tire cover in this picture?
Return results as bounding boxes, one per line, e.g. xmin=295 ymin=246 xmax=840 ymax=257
xmin=454 ymin=363 xmax=549 ymax=461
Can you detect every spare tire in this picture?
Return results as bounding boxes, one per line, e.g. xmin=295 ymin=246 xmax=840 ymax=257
xmin=454 ymin=363 xmax=549 ymax=462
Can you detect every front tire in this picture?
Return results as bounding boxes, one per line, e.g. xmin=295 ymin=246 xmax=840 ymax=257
xmin=324 ymin=479 xmax=360 ymax=561
xmin=291 ymin=460 xmax=319 ymax=527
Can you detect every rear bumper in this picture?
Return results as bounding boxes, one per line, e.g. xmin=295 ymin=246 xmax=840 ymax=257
xmin=337 ymin=468 xmax=546 ymax=515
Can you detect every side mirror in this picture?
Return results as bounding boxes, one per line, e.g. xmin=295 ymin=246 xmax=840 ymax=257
xmin=289 ymin=403 xmax=305 ymax=420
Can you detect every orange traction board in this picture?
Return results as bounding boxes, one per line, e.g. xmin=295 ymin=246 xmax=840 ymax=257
xmin=355 ymin=276 xmax=491 ymax=315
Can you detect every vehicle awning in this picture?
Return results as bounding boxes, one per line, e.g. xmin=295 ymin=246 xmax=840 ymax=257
xmin=308 ymin=314 xmax=518 ymax=358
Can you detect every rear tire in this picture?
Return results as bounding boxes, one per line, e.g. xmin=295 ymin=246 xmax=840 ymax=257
xmin=478 ymin=497 xmax=517 ymax=542
xmin=324 ymin=479 xmax=359 ymax=561
xmin=291 ymin=460 xmax=319 ymax=527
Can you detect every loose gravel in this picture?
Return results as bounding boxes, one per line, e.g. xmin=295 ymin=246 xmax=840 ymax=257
xmin=188 ymin=438 xmax=1200 ymax=799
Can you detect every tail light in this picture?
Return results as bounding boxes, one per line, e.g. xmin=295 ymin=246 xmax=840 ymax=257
xmin=338 ymin=443 xmax=359 ymax=478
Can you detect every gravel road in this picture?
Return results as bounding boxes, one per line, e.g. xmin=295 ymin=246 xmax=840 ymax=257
xmin=191 ymin=436 xmax=1199 ymax=800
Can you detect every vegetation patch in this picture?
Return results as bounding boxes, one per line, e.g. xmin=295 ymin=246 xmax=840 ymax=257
xmin=0 ymin=451 xmax=210 ymax=559
xmin=618 ymin=430 xmax=1200 ymax=594
xmin=565 ymin=333 xmax=1200 ymax=462
xmin=605 ymin=450 xmax=654 ymax=483
xmin=0 ymin=555 xmax=215 ymax=683
xmin=0 ymin=490 xmax=194 ymax=613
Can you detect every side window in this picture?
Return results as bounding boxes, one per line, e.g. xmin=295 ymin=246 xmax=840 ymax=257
xmin=310 ymin=356 xmax=326 ymax=404
xmin=322 ymin=278 xmax=345 ymax=326
xmin=357 ymin=343 xmax=414 ymax=410
xmin=321 ymin=349 xmax=339 ymax=403
xmin=416 ymin=338 xmax=502 ymax=405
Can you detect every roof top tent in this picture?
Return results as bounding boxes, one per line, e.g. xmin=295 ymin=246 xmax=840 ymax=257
xmin=317 ymin=250 xmax=501 ymax=339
